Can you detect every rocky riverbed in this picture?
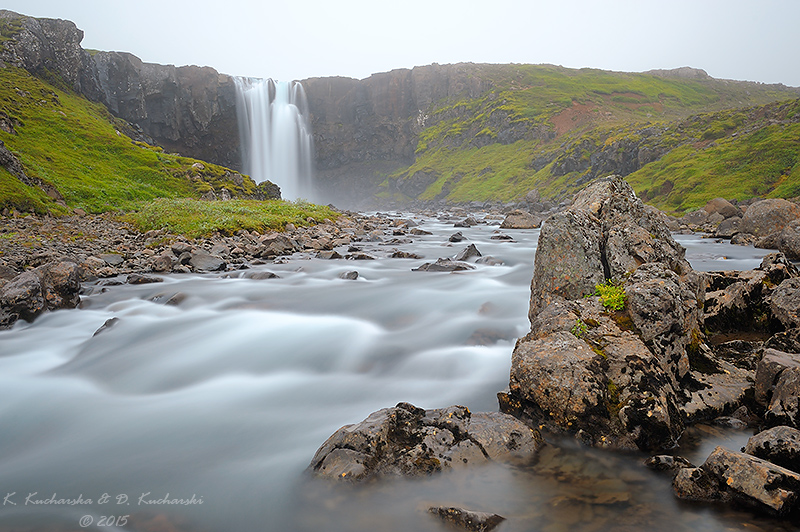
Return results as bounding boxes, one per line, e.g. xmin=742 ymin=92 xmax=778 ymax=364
xmin=2 ymin=181 xmax=800 ymax=531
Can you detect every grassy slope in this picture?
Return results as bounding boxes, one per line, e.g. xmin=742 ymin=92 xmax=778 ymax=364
xmin=394 ymin=64 xmax=800 ymax=212
xmin=0 ymin=65 xmax=336 ymax=234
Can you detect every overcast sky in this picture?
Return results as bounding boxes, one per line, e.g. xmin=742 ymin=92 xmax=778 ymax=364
xmin=4 ymin=0 xmax=800 ymax=86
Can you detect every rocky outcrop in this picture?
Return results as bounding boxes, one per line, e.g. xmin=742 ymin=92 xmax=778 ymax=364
xmin=307 ymin=402 xmax=543 ymax=481
xmin=743 ymin=426 xmax=800 ymax=473
xmin=0 ymin=261 xmax=81 ymax=328
xmin=502 ymin=176 xmax=701 ymax=451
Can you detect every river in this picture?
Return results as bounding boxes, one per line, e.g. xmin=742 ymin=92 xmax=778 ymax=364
xmin=0 ymin=213 xmax=793 ymax=531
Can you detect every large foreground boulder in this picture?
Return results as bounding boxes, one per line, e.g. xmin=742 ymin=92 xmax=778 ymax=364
xmin=307 ymin=403 xmax=544 ymax=481
xmin=506 ymin=176 xmax=702 ymax=450
xmin=0 ymin=261 xmax=81 ymax=328
xmin=739 ymin=199 xmax=800 ymax=238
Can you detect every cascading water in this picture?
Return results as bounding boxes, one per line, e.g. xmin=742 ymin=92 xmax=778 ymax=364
xmin=234 ymin=78 xmax=315 ymax=201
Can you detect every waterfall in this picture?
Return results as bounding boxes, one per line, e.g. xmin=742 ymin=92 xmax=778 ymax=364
xmin=234 ymin=78 xmax=315 ymax=201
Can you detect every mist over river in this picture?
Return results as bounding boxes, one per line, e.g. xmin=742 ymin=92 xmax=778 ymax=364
xmin=0 ymin=213 xmax=792 ymax=532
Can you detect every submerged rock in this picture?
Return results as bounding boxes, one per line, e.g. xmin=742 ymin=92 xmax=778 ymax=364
xmin=428 ymin=506 xmax=505 ymax=532
xmin=413 ymin=258 xmax=475 ymax=272
xmin=307 ymin=403 xmax=543 ymax=482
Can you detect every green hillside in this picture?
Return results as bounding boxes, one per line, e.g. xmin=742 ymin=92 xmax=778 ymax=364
xmin=387 ymin=64 xmax=800 ymax=212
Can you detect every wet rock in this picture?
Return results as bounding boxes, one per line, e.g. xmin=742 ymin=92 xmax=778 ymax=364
xmin=714 ymin=216 xmax=741 ymax=238
xmin=506 ymin=303 xmax=684 ymax=451
xmin=244 ymin=271 xmax=280 ymax=280
xmin=701 ymin=446 xmax=800 ymax=514
xmin=259 ymin=234 xmax=300 ymax=258
xmin=767 ymin=278 xmax=800 ymax=329
xmin=453 ymin=216 xmax=479 ymax=228
xmin=346 ymin=252 xmax=376 ymax=260
xmin=413 ymin=259 xmax=475 ymax=272
xmin=682 ymin=355 xmax=754 ymax=423
xmin=317 ymin=250 xmax=342 ymax=260
xmin=93 ymin=317 xmax=120 ymax=336
xmin=454 ymin=244 xmax=482 ymax=262
xmin=188 ymin=249 xmax=226 ymax=272
xmin=731 ymin=233 xmax=759 ymax=246
xmin=475 ymin=256 xmax=503 ymax=265
xmin=410 ymin=228 xmax=432 ymax=236
xmin=307 ymin=403 xmax=543 ymax=481
xmin=673 ymin=467 xmax=733 ymax=503
xmin=489 ymin=233 xmax=513 ymax=240
xmin=126 ymin=273 xmax=163 ymax=284
xmin=150 ymin=254 xmax=174 ymax=273
xmin=339 ymin=271 xmax=359 ymax=280
xmin=744 ymin=426 xmax=800 ymax=473
xmin=0 ymin=261 xmax=81 ymax=328
xmin=500 ymin=209 xmax=540 ymax=229
xmin=449 ymin=231 xmax=466 ymax=243
xmin=390 ymin=250 xmax=423 ymax=259
xmin=428 ymin=507 xmax=505 ymax=532
xmin=645 ymin=454 xmax=695 ymax=471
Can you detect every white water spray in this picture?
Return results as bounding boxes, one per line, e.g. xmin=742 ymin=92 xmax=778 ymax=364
xmin=234 ymin=78 xmax=315 ymax=201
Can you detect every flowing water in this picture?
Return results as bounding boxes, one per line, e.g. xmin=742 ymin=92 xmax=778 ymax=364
xmin=0 ymin=218 xmax=793 ymax=532
xmin=234 ymin=78 xmax=315 ymax=201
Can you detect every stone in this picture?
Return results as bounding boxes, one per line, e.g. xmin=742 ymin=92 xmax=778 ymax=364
xmin=390 ymin=250 xmax=423 ymax=259
xmin=767 ymin=278 xmax=800 ymax=329
xmin=489 ymin=233 xmax=514 ymax=240
xmin=449 ymin=231 xmax=466 ymax=242
xmin=150 ymin=254 xmax=174 ymax=273
xmin=704 ymin=197 xmax=742 ymax=219
xmin=188 ymin=249 xmax=226 ymax=272
xmin=317 ymin=250 xmax=342 ymax=260
xmin=475 ymin=256 xmax=503 ymax=265
xmin=410 ymin=228 xmax=432 ymax=236
xmin=307 ymin=403 xmax=543 ymax=481
xmin=766 ymin=328 xmax=800 ymax=354
xmin=0 ymin=261 xmax=81 ymax=328
xmin=92 ymin=317 xmax=119 ymax=336
xmin=755 ymin=349 xmax=800 ymax=406
xmin=645 ymin=455 xmax=695 ymax=471
xmin=744 ymin=426 xmax=800 ymax=473
xmin=244 ymin=271 xmax=280 ymax=280
xmin=412 ymin=259 xmax=475 ymax=272
xmin=740 ymin=199 xmax=800 ymax=238
xmin=339 ymin=271 xmax=359 ymax=280
xmin=453 ymin=216 xmax=479 ymax=228
xmin=780 ymin=220 xmax=800 ymax=260
xmin=682 ymin=356 xmax=753 ymax=423
xmin=171 ymin=242 xmax=193 ymax=255
xmin=259 ymin=234 xmax=299 ymax=257
xmin=701 ymin=446 xmax=800 ymax=514
xmin=681 ymin=209 xmax=709 ymax=226
xmin=428 ymin=507 xmax=504 ymax=532
xmin=126 ymin=273 xmax=163 ymax=284
xmin=500 ymin=209 xmax=540 ymax=229
xmin=673 ymin=467 xmax=732 ymax=503
xmin=98 ymin=253 xmax=124 ymax=266
xmin=454 ymin=244 xmax=482 ymax=262
xmin=714 ymin=216 xmax=741 ymax=238
xmin=731 ymin=233 xmax=758 ymax=246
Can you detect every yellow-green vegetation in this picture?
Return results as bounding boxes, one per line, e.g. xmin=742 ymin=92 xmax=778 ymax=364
xmin=0 ymin=66 xmax=257 ymax=214
xmin=391 ymin=64 xmax=800 ymax=210
xmin=571 ymin=318 xmax=588 ymax=338
xmin=127 ymin=198 xmax=339 ymax=238
xmin=595 ymin=280 xmax=627 ymax=311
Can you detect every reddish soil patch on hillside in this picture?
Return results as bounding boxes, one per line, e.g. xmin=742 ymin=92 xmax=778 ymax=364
xmin=551 ymin=101 xmax=598 ymax=135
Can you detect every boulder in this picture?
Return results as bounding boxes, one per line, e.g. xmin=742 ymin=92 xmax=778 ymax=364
xmin=413 ymin=259 xmax=475 ymax=272
xmin=188 ymin=249 xmax=226 ymax=272
xmin=698 ymin=446 xmax=800 ymax=514
xmin=454 ymin=244 xmax=482 ymax=262
xmin=681 ymin=209 xmax=709 ymax=227
xmin=500 ymin=209 xmax=540 ymax=229
xmin=714 ymin=216 xmax=741 ymax=238
xmin=505 ymin=299 xmax=685 ymax=451
xmin=739 ymin=199 xmax=800 ymax=238
xmin=766 ymin=328 xmax=800 ymax=354
xmin=704 ymin=197 xmax=742 ymax=219
xmin=0 ymin=261 xmax=81 ymax=328
xmin=645 ymin=455 xmax=695 ymax=471
xmin=780 ymin=220 xmax=800 ymax=260
xmin=449 ymin=231 xmax=466 ymax=242
xmin=673 ymin=467 xmax=732 ymax=504
xmin=755 ymin=349 xmax=800 ymax=406
xmin=768 ymin=278 xmax=800 ymax=329
xmin=744 ymin=426 xmax=800 ymax=473
xmin=307 ymin=403 xmax=543 ymax=481
xmin=126 ymin=273 xmax=163 ymax=284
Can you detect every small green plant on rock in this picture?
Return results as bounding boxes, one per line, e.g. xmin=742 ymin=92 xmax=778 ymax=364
xmin=595 ymin=280 xmax=626 ymax=311
xmin=571 ymin=318 xmax=588 ymax=338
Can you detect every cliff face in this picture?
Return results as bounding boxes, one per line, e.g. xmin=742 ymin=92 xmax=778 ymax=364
xmin=92 ymin=52 xmax=240 ymax=169
xmin=0 ymin=11 xmax=241 ymax=171
xmin=303 ymin=64 xmax=508 ymax=206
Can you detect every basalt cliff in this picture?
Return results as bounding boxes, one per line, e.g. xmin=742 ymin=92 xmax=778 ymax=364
xmin=2 ymin=10 xmax=800 ymax=211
